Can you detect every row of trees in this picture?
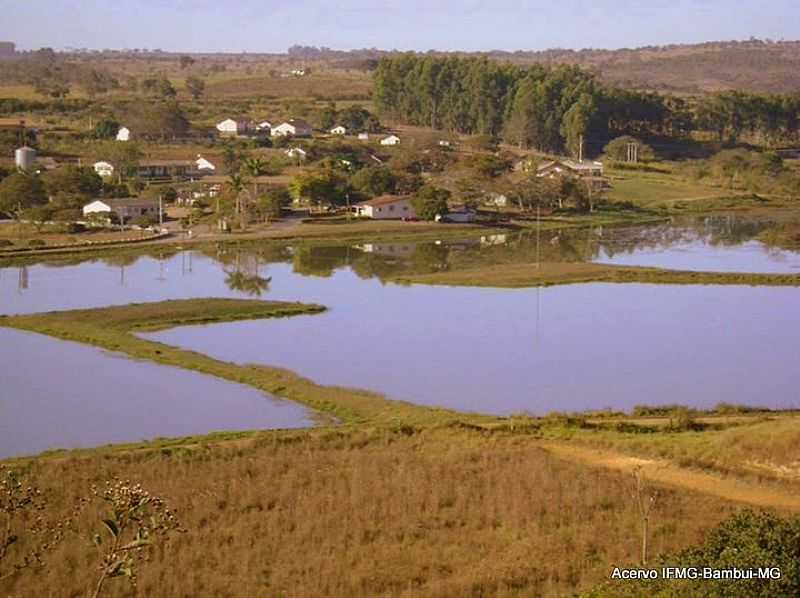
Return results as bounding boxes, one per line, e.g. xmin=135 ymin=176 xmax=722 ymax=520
xmin=373 ymin=55 xmax=800 ymax=153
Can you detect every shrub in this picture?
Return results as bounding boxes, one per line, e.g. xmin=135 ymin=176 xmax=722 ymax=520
xmin=27 ymin=238 xmax=46 ymax=247
xmin=591 ymin=510 xmax=800 ymax=597
xmin=603 ymin=136 xmax=656 ymax=162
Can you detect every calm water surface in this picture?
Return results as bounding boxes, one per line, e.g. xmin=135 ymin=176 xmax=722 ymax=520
xmin=0 ymin=328 xmax=312 ymax=458
xmin=593 ymin=216 xmax=800 ymax=273
xmin=2 ymin=216 xmax=799 ymax=443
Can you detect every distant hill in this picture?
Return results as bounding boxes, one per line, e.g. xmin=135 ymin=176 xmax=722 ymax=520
xmin=494 ymin=39 xmax=800 ymax=94
xmin=288 ymin=39 xmax=800 ymax=95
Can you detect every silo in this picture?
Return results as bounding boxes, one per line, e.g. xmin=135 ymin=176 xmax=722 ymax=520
xmin=15 ymin=146 xmax=36 ymax=170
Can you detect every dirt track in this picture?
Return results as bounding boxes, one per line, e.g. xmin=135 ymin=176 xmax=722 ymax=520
xmin=542 ymin=442 xmax=800 ymax=511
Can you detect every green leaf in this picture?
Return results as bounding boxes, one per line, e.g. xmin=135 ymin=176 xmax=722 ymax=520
xmin=102 ymin=518 xmax=119 ymax=538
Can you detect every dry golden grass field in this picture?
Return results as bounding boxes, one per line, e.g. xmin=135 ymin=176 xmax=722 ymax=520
xmin=2 ymin=427 xmax=740 ymax=598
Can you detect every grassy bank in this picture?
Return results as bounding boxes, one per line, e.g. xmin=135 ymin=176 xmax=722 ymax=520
xmin=391 ymin=261 xmax=800 ymax=288
xmin=0 ymin=299 xmax=479 ymax=428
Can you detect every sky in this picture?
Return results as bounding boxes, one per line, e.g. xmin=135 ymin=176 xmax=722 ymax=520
xmin=1 ymin=0 xmax=799 ymax=53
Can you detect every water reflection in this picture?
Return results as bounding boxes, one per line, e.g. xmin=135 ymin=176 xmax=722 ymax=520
xmin=2 ymin=215 xmax=800 ymax=315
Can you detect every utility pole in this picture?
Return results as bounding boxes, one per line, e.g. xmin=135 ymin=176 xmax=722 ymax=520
xmin=578 ymin=135 xmax=584 ymax=163
xmin=536 ymin=201 xmax=541 ymax=270
xmin=345 ymin=192 xmax=351 ymax=220
xmin=158 ymin=194 xmax=164 ymax=228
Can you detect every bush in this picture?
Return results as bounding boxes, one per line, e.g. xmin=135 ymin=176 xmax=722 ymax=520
xmin=590 ymin=510 xmax=800 ymax=597
xmin=27 ymin=238 xmax=46 ymax=247
xmin=132 ymin=214 xmax=158 ymax=228
xmin=0 ymin=239 xmax=13 ymax=247
xmin=603 ymin=135 xmax=656 ymax=162
xmin=412 ymin=185 xmax=450 ymax=221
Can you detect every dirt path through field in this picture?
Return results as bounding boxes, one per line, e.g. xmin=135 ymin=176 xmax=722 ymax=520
xmin=541 ymin=441 xmax=800 ymax=511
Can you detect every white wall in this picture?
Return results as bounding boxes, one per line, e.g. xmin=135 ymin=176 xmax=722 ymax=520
xmin=359 ymin=199 xmax=415 ymax=220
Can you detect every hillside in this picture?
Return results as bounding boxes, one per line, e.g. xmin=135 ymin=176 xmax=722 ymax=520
xmin=499 ymin=39 xmax=800 ymax=94
xmin=288 ymin=39 xmax=800 ymax=94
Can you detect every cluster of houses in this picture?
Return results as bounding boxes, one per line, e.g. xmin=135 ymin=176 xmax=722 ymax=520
xmin=215 ymin=117 xmax=314 ymax=138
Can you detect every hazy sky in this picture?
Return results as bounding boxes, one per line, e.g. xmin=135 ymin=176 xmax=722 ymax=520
xmin=1 ymin=0 xmax=799 ymax=53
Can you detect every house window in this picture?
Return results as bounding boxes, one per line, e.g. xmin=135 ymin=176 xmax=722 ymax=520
xmin=389 ymin=205 xmax=394 ymax=212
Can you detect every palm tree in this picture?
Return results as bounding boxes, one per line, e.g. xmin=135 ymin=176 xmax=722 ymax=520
xmin=226 ymin=173 xmax=249 ymax=229
xmin=243 ymin=157 xmax=267 ymax=177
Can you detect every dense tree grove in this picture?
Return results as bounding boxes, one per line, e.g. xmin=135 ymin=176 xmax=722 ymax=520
xmin=374 ymin=55 xmax=800 ymax=154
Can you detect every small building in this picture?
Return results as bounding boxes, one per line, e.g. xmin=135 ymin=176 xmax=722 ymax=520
xmin=536 ymin=159 xmax=604 ymax=179
xmin=330 ymin=125 xmax=347 ymax=135
xmin=484 ymin=192 xmax=508 ymax=208
xmin=82 ymin=198 xmax=159 ymax=222
xmin=216 ymin=118 xmax=254 ymax=137
xmin=15 ymin=146 xmax=36 ymax=170
xmin=358 ymin=133 xmax=370 ymax=141
xmin=380 ymin=135 xmax=401 ymax=146
xmin=290 ymin=68 xmax=307 ymax=77
xmin=256 ymin=120 xmax=273 ymax=132
xmin=271 ymin=118 xmax=313 ymax=138
xmin=438 ymin=140 xmax=452 ymax=147
xmin=93 ymin=160 xmax=115 ymax=178
xmin=354 ymin=195 xmax=415 ymax=220
xmin=437 ymin=208 xmax=476 ymax=223
xmin=195 ymin=155 xmax=216 ymax=171
xmin=137 ymin=159 xmax=195 ymax=179
xmin=285 ymin=147 xmax=307 ymax=161
xmin=116 ymin=127 xmax=131 ymax=141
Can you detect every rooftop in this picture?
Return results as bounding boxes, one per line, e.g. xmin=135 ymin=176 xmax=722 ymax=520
xmin=356 ymin=194 xmax=411 ymax=207
xmin=88 ymin=197 xmax=158 ymax=208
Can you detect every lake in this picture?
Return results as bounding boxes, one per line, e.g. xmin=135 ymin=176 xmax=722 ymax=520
xmin=2 ymin=215 xmax=800 ymax=451
xmin=0 ymin=327 xmax=313 ymax=459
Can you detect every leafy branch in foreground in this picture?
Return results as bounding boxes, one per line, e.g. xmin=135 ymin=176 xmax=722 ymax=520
xmin=0 ymin=465 xmax=77 ymax=583
xmin=91 ymin=479 xmax=183 ymax=598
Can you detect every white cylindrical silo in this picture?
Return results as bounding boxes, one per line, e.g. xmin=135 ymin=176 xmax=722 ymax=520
xmin=15 ymin=146 xmax=37 ymax=170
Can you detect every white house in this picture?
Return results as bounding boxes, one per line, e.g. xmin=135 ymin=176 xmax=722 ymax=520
xmin=354 ymin=195 xmax=415 ymax=220
xmin=116 ymin=127 xmax=130 ymax=141
xmin=285 ymin=147 xmax=307 ymax=160
xmin=536 ymin=159 xmax=604 ymax=178
xmin=438 ymin=140 xmax=452 ymax=147
xmin=380 ymin=135 xmax=401 ymax=146
xmin=82 ymin=198 xmax=159 ymax=222
xmin=330 ymin=125 xmax=347 ymax=135
xmin=271 ymin=118 xmax=313 ymax=138
xmin=93 ymin=161 xmax=115 ymax=178
xmin=195 ymin=155 xmax=216 ymax=171
xmin=358 ymin=133 xmax=370 ymax=140
xmin=256 ymin=121 xmax=272 ymax=132
xmin=484 ymin=192 xmax=508 ymax=207
xmin=216 ymin=118 xmax=254 ymax=137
